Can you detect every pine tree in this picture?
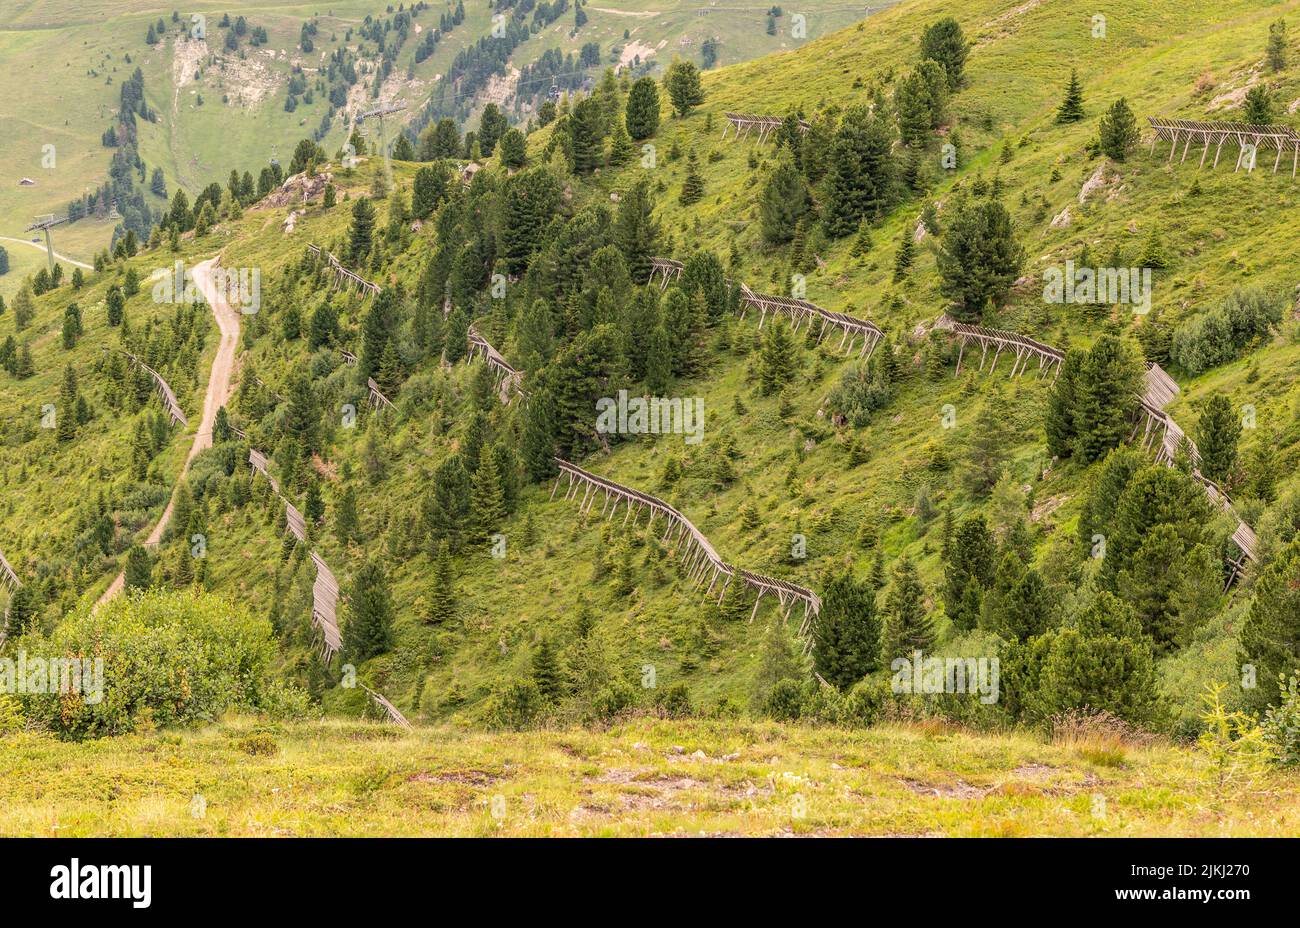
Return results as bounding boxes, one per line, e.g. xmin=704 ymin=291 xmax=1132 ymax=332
xmin=935 ymin=198 xmax=1025 ymax=322
xmin=943 ymin=514 xmax=996 ymax=631
xmin=498 ymin=127 xmax=527 ymax=169
xmin=428 ymin=540 xmax=456 ymax=624
xmin=1244 ymin=85 xmax=1274 ymax=124
xmin=1071 ymin=334 xmax=1144 ymax=463
xmin=892 ymin=228 xmax=916 ymax=282
xmin=56 ymin=364 xmax=78 ymax=442
xmin=678 ymin=149 xmax=705 ymax=205
xmin=105 ymin=286 xmax=125 ymax=327
xmin=1195 ymin=393 xmax=1240 ymax=484
xmin=664 ymin=59 xmax=704 ymax=117
xmin=824 ymin=105 xmax=894 ymax=238
xmin=919 ymin=17 xmax=968 ymax=90
xmin=1268 ymin=18 xmax=1288 ymax=72
xmin=625 ymin=76 xmax=661 ymax=139
xmin=758 ymin=318 xmax=797 ymax=395
xmin=344 ymin=559 xmax=395 ymax=662
xmin=470 ymin=452 xmax=506 ymax=543
xmin=813 ymin=567 xmax=880 ymax=689
xmin=880 ymin=558 xmax=934 ymax=663
xmin=334 ymin=483 xmax=361 ymax=546
xmin=6 ymin=586 xmax=38 ymax=637
xmin=531 ymin=637 xmax=564 ymax=703
xmin=347 ymin=197 xmax=377 ymax=265
xmin=607 ymin=121 xmax=635 ymax=166
xmin=756 ymin=155 xmax=810 ymax=246
xmin=1098 ymin=97 xmax=1139 ymax=160
xmin=58 ymin=301 xmax=80 ymax=347
xmin=1056 ymin=69 xmax=1085 ymax=122
xmin=568 ymin=97 xmax=605 ymax=175
xmin=1044 ymin=349 xmax=1082 ymax=458
xmin=1240 ymin=536 xmax=1300 ymax=710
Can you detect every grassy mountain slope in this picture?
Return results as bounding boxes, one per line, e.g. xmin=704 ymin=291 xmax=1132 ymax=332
xmin=5 ymin=0 xmax=1300 ymax=747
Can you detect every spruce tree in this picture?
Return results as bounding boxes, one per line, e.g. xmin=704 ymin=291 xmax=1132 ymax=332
xmin=428 ymin=540 xmax=456 ymax=624
xmin=625 ymin=76 xmax=661 ymax=139
xmin=470 ymin=452 xmax=506 ymax=543
xmin=334 ymin=483 xmax=361 ymax=546
xmin=892 ymin=228 xmax=916 ymax=282
xmin=943 ymin=514 xmax=995 ymax=631
xmin=880 ymin=558 xmax=934 ymax=663
xmin=1071 ymin=334 xmax=1143 ymax=463
xmin=678 ymin=149 xmax=705 ymax=205
xmin=824 ymin=105 xmax=894 ymax=238
xmin=1240 ymin=536 xmax=1300 ymax=710
xmin=531 ymin=636 xmax=564 ymax=703
xmin=1195 ymin=393 xmax=1240 ymax=484
xmin=1098 ymin=97 xmax=1139 ymax=161
xmin=344 ymin=559 xmax=395 ymax=662
xmin=6 ymin=586 xmax=38 ymax=637
xmin=664 ymin=59 xmax=704 ymax=117
xmin=919 ymin=17 xmax=968 ymax=90
xmin=759 ymin=155 xmax=809 ymax=245
xmin=758 ymin=318 xmax=797 ymax=395
xmin=934 ymin=198 xmax=1025 ymax=322
xmin=347 ymin=197 xmax=377 ymax=265
xmin=813 ymin=567 xmax=880 ymax=689
xmin=1055 ymin=69 xmax=1085 ymax=123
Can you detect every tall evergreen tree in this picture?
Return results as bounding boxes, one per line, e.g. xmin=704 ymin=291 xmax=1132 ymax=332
xmin=934 ymin=198 xmax=1025 ymax=322
xmin=1098 ymin=97 xmax=1139 ymax=160
xmin=758 ymin=155 xmax=810 ymax=245
xmin=813 ymin=567 xmax=880 ymax=689
xmin=919 ymin=17 xmax=968 ymax=90
xmin=347 ymin=197 xmax=377 ymax=265
xmin=344 ymin=559 xmax=395 ymax=662
xmin=1240 ymin=536 xmax=1300 ymax=710
xmin=625 ymin=76 xmax=661 ymax=139
xmin=1195 ymin=393 xmax=1240 ymax=484
xmin=880 ymin=558 xmax=934 ymax=663
xmin=1055 ymin=69 xmax=1085 ymax=123
xmin=428 ymin=539 xmax=456 ymax=624
xmin=824 ymin=105 xmax=894 ymax=238
xmin=664 ymin=59 xmax=704 ymax=117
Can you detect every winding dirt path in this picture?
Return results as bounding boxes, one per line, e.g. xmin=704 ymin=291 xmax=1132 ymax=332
xmin=97 ymin=257 xmax=242 ymax=606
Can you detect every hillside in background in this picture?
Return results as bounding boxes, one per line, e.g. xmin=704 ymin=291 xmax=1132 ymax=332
xmin=0 ymin=0 xmax=881 ymax=292
xmin=3 ymin=0 xmax=1300 ymax=836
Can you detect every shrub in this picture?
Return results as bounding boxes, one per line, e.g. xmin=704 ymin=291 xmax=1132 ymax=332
xmin=236 ymin=732 xmax=280 ymax=756
xmin=764 ymin=679 xmax=805 ymax=721
xmin=18 ymin=588 xmax=306 ymax=739
xmin=1169 ymin=287 xmax=1284 ymax=374
xmin=1262 ymin=673 xmax=1300 ymax=767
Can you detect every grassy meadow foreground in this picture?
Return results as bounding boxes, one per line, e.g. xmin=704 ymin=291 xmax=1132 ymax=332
xmin=1 ymin=717 xmax=1296 ymax=837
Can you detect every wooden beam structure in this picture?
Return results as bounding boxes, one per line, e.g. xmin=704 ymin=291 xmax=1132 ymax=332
xmin=310 ymin=552 xmax=343 ymax=659
xmin=931 ymin=314 xmax=1065 ymax=379
xmin=1148 ymin=116 xmax=1300 ymax=176
xmin=467 ymin=325 xmax=525 ymax=403
xmin=307 ymin=243 xmax=382 ymax=297
xmin=246 ymin=446 xmax=343 ymax=659
xmin=120 ymin=350 xmax=188 ymax=427
xmin=721 ymin=112 xmax=810 ymax=143
xmin=0 ymin=546 xmax=20 ymax=592
xmin=551 ymin=458 xmax=822 ymax=637
xmin=737 ymin=283 xmax=884 ymax=360
xmin=366 ymin=377 xmax=394 ymax=411
xmin=648 ymin=257 xmax=685 ymax=290
xmin=362 ymin=684 xmax=412 ymax=728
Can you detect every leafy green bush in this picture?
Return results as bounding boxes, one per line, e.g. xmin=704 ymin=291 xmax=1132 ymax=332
xmin=1169 ymin=287 xmax=1284 ymax=374
xmin=19 ymin=588 xmax=307 ymax=739
xmin=1263 ymin=673 xmax=1300 ymax=766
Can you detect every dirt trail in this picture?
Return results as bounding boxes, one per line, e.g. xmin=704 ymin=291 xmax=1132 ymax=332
xmin=97 ymin=257 xmax=242 ymax=607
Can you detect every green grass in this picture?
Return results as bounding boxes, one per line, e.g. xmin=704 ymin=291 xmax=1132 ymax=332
xmin=1 ymin=715 xmax=1296 ymax=836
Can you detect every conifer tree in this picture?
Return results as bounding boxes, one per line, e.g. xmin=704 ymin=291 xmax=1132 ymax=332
xmin=428 ymin=539 xmax=456 ymax=624
xmin=880 ymin=558 xmax=934 ymax=663
xmin=6 ymin=586 xmax=38 ymax=637
xmin=664 ymin=59 xmax=704 ymax=117
xmin=813 ymin=567 xmax=880 ymax=689
xmin=758 ymin=318 xmax=797 ymax=395
xmin=334 ymin=483 xmax=361 ymax=546
xmin=678 ymin=149 xmax=705 ymax=205
xmin=1195 ymin=393 xmax=1240 ymax=484
xmin=625 ymin=76 xmax=661 ymax=139
xmin=347 ymin=197 xmax=377 ymax=265
xmin=344 ymin=559 xmax=395 ymax=662
xmin=124 ymin=544 xmax=152 ymax=591
xmin=751 ymin=617 xmax=802 ymax=712
xmin=824 ymin=105 xmax=894 ymax=237
xmin=919 ymin=17 xmax=968 ymax=90
xmin=759 ymin=155 xmax=809 ymax=245
xmin=892 ymin=228 xmax=916 ymax=282
xmin=470 ymin=452 xmax=506 ymax=543
xmin=1055 ymin=69 xmax=1085 ymax=123
xmin=106 ymin=286 xmax=125 ymax=327
xmin=531 ymin=637 xmax=564 ymax=704
xmin=943 ymin=514 xmax=995 ymax=631
xmin=1098 ymin=97 xmax=1139 ymax=160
